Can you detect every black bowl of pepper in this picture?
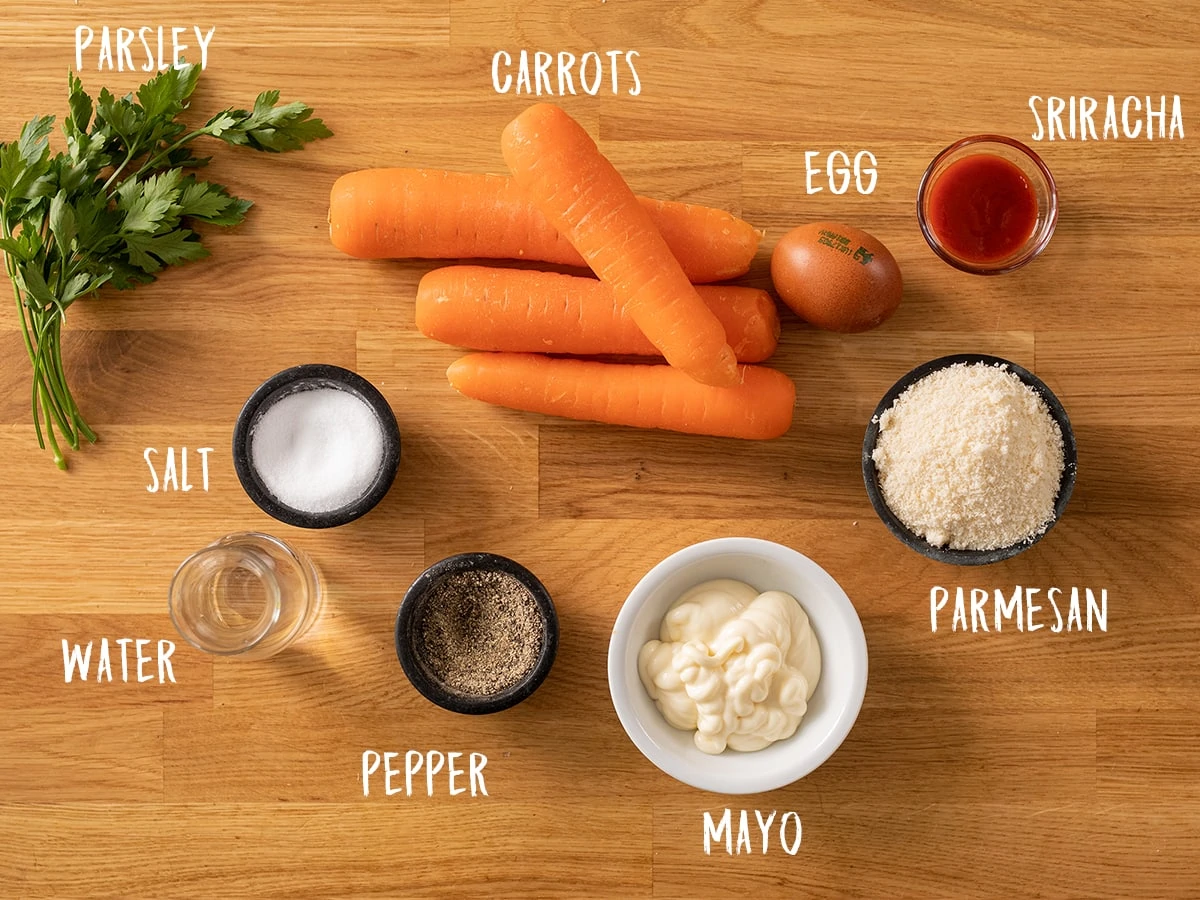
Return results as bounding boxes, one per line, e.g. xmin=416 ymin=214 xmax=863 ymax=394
xmin=395 ymin=552 xmax=558 ymax=714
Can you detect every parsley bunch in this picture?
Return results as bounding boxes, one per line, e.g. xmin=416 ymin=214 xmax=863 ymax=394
xmin=0 ymin=65 xmax=330 ymax=468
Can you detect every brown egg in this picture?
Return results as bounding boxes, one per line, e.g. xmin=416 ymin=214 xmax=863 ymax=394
xmin=770 ymin=222 xmax=903 ymax=332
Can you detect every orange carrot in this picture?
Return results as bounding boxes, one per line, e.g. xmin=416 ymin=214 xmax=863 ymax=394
xmin=328 ymin=168 xmax=760 ymax=284
xmin=447 ymin=352 xmax=795 ymax=440
xmin=416 ymin=266 xmax=780 ymax=363
xmin=501 ymin=104 xmax=739 ymax=387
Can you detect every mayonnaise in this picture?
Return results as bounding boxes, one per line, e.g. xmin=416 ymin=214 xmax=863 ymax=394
xmin=637 ymin=579 xmax=821 ymax=754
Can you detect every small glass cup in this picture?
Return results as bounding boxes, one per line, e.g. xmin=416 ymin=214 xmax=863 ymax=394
xmin=169 ymin=532 xmax=322 ymax=659
xmin=917 ymin=134 xmax=1058 ymax=275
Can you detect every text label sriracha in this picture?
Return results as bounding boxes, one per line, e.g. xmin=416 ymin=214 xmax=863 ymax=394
xmin=492 ymin=50 xmax=641 ymax=96
xmin=1029 ymin=94 xmax=1184 ymax=141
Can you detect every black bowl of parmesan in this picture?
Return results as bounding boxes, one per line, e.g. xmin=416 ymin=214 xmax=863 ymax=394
xmin=862 ymin=353 xmax=1077 ymax=565
xmin=395 ymin=553 xmax=558 ymax=714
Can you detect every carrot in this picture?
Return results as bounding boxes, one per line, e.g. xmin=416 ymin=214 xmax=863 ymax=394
xmin=501 ymin=103 xmax=740 ymax=387
xmin=328 ymin=168 xmax=759 ymax=284
xmin=416 ymin=266 xmax=780 ymax=363
xmin=446 ymin=352 xmax=795 ymax=440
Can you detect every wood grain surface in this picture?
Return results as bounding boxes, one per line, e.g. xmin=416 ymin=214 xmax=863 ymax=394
xmin=2 ymin=1 xmax=1198 ymax=897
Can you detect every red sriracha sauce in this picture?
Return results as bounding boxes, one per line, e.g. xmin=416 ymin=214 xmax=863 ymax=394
xmin=926 ymin=154 xmax=1038 ymax=264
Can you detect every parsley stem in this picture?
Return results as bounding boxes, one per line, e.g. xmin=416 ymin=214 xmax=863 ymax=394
xmin=0 ymin=203 xmax=33 ymax=353
xmin=133 ymin=127 xmax=209 ymax=180
xmin=47 ymin=322 xmax=94 ymax=444
xmin=100 ymin=147 xmax=139 ymax=193
xmin=12 ymin=280 xmax=46 ymax=452
xmin=101 ymin=123 xmax=208 ymax=196
xmin=37 ymin=381 xmax=66 ymax=470
xmin=6 ymin=259 xmax=36 ymax=365
xmin=31 ymin=378 xmax=46 ymax=452
xmin=40 ymin=327 xmax=80 ymax=450
xmin=32 ymin=317 xmax=76 ymax=447
xmin=2 ymin=203 xmax=51 ymax=454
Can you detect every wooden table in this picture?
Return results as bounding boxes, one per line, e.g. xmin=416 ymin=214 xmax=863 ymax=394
xmin=2 ymin=2 xmax=1197 ymax=896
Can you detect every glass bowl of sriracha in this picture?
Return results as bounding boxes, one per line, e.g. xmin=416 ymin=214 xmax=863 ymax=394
xmin=917 ymin=135 xmax=1057 ymax=275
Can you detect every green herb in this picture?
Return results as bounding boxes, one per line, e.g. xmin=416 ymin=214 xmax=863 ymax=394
xmin=0 ymin=65 xmax=331 ymax=468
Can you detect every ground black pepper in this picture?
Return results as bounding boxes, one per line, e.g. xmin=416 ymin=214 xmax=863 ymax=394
xmin=413 ymin=569 xmax=544 ymax=697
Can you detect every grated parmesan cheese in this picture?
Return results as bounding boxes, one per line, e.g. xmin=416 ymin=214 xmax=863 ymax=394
xmin=872 ymin=362 xmax=1065 ymax=551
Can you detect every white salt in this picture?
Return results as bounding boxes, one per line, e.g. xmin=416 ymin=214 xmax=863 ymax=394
xmin=249 ymin=387 xmax=385 ymax=514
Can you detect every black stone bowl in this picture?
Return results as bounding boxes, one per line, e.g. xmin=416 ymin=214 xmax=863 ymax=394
xmin=862 ymin=353 xmax=1077 ymax=566
xmin=232 ymin=364 xmax=401 ymax=529
xmin=395 ymin=552 xmax=559 ymax=715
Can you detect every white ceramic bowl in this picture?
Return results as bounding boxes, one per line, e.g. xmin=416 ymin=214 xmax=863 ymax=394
xmin=608 ymin=537 xmax=868 ymax=794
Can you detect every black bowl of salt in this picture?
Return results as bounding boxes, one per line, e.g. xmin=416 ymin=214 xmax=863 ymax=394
xmin=395 ymin=553 xmax=559 ymax=715
xmin=233 ymin=364 xmax=401 ymax=529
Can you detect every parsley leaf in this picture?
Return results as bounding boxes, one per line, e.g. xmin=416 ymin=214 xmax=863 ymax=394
xmin=136 ymin=64 xmax=200 ymax=122
xmin=117 ymin=168 xmax=183 ymax=232
xmin=48 ymin=190 xmax=77 ymax=251
xmin=123 ymin=228 xmax=210 ymax=273
xmin=206 ymin=90 xmax=334 ymax=153
xmin=176 ymin=175 xmax=251 ymax=225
